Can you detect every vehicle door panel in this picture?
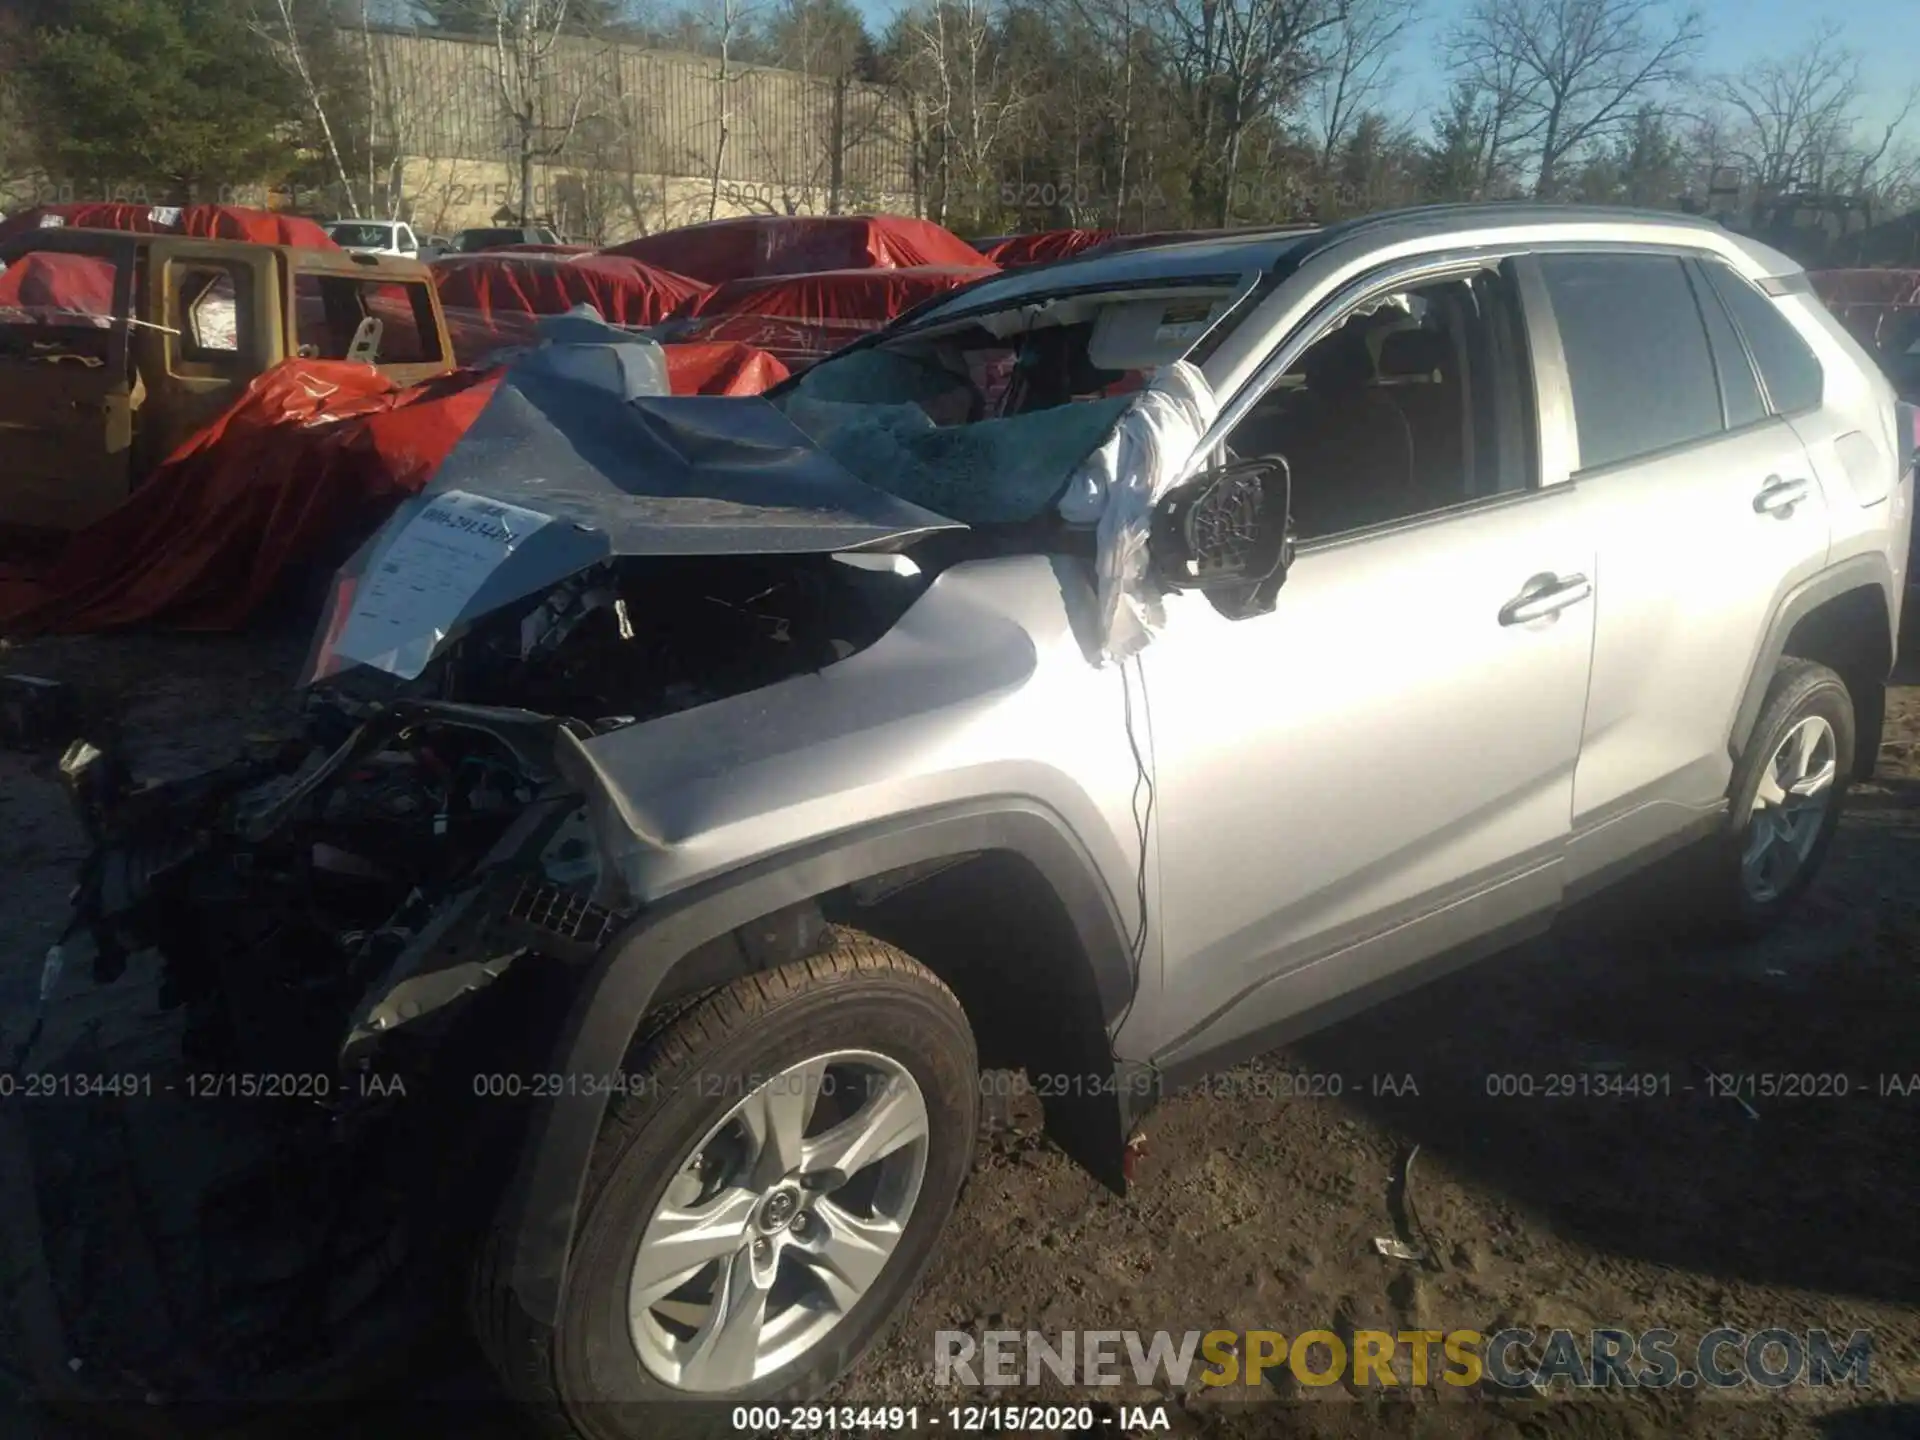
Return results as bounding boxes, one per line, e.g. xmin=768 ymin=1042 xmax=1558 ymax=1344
xmin=1143 ymin=488 xmax=1595 ymax=1060
xmin=0 ymin=240 xmax=136 ymax=530
xmin=1532 ymin=251 xmax=1833 ymax=875
xmin=1567 ymin=422 xmax=1828 ymax=834
xmin=145 ymin=241 xmax=278 ymax=460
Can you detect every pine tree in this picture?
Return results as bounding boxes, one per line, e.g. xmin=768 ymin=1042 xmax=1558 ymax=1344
xmin=13 ymin=0 xmax=308 ymax=199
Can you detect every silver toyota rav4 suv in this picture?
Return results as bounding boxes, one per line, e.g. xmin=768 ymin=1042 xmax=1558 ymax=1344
xmin=58 ymin=204 xmax=1912 ymax=1431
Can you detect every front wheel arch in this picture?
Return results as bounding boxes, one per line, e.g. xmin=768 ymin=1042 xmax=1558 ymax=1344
xmin=490 ymin=799 xmax=1140 ymax=1334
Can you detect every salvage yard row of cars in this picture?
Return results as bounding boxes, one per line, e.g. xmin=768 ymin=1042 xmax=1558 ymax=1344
xmin=1 ymin=198 xmax=1916 ymax=1437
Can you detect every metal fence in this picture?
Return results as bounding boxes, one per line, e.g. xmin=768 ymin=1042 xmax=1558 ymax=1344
xmin=368 ymin=29 xmax=918 ymax=199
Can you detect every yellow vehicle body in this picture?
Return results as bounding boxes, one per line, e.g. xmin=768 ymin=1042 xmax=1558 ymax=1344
xmin=0 ymin=229 xmax=454 ymax=534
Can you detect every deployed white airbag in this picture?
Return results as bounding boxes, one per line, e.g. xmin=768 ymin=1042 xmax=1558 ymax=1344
xmin=1056 ymin=360 xmax=1219 ymax=664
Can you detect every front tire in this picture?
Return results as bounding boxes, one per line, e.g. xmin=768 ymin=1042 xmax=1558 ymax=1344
xmin=513 ymin=932 xmax=979 ymax=1439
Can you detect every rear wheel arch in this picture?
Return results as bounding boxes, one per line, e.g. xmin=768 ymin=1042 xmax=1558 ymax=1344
xmin=1731 ymin=556 xmax=1894 ymax=781
xmin=489 ymin=798 xmax=1139 ymax=1333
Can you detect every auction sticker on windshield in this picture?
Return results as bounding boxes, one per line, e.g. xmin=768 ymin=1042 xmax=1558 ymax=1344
xmin=326 ymin=489 xmax=554 ymax=680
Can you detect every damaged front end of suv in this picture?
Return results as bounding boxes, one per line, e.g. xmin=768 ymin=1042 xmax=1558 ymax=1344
xmin=35 ymin=256 xmax=1297 ymax=1397
xmin=60 ymin=385 xmax=976 ymax=1109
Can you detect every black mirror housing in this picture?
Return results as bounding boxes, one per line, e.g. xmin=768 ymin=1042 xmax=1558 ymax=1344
xmin=1148 ymin=456 xmax=1294 ymax=618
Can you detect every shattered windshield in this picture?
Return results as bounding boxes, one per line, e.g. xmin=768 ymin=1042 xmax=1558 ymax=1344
xmin=772 ymin=281 xmax=1243 ymax=525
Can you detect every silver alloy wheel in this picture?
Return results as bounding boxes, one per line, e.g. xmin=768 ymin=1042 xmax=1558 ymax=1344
xmin=1741 ymin=714 xmax=1839 ymax=903
xmin=627 ymin=1050 xmax=931 ymax=1392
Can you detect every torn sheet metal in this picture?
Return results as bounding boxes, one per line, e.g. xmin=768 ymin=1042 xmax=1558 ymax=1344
xmin=1055 ymin=360 xmax=1219 ymax=664
xmin=500 ymin=305 xmax=673 ymax=398
xmin=303 ymin=352 xmax=962 ymax=684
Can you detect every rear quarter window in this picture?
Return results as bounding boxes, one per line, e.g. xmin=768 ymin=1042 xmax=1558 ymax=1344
xmin=1700 ymin=261 xmax=1824 ymax=416
xmin=1539 ymin=253 xmax=1723 ymax=471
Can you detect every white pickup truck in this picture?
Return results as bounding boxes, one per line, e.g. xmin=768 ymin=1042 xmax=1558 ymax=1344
xmin=323 ymin=218 xmax=424 ymax=258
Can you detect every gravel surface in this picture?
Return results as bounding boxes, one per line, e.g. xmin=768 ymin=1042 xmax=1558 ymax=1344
xmin=1 ymin=631 xmax=1916 ymax=1440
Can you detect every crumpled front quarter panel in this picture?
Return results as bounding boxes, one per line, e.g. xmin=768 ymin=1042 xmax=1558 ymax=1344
xmin=573 ymin=554 xmax=1152 ymax=990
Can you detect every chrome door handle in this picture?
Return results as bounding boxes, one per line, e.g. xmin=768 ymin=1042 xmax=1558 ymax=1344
xmin=1754 ymin=475 xmax=1809 ymax=516
xmin=1500 ymin=572 xmax=1592 ymax=626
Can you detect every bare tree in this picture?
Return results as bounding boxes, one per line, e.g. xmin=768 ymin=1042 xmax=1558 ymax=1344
xmin=1446 ymin=0 xmax=1702 ymax=197
xmin=249 ymin=0 xmax=362 ymax=213
xmin=671 ymin=0 xmax=761 ymax=220
xmin=476 ymin=0 xmax=604 ymax=225
xmin=1307 ymin=0 xmax=1418 ymax=169
xmin=1153 ymin=0 xmax=1348 ymax=224
xmin=1046 ymin=0 xmax=1149 ymax=222
xmin=758 ymin=0 xmax=876 ymax=213
xmin=891 ymin=0 xmax=1030 ymax=227
xmin=356 ymin=9 xmax=428 ymax=219
xmin=1713 ymin=21 xmax=1919 ymax=204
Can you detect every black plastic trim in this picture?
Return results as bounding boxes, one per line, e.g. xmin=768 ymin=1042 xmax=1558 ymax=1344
xmin=1728 ymin=554 xmax=1898 ymax=765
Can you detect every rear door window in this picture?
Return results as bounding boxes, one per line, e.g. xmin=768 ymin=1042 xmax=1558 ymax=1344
xmin=293 ymin=272 xmax=441 ymax=364
xmin=1687 ymin=260 xmax=1767 ymax=431
xmin=1539 ymin=253 xmax=1724 ymax=472
xmin=365 ymin=281 xmax=438 ymax=362
xmin=1698 ymin=261 xmax=1825 ymax=416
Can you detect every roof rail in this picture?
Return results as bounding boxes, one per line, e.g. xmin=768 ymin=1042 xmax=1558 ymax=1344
xmin=1309 ymin=200 xmax=1723 ymax=245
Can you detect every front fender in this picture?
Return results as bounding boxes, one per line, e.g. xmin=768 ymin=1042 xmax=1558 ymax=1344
xmin=491 ymin=796 xmax=1139 ymax=1329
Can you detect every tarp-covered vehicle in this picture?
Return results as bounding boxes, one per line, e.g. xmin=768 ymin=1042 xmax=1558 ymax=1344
xmin=0 ymin=226 xmax=453 ymax=534
xmin=1810 ymin=268 xmax=1920 ymax=400
xmin=601 ymin=214 xmax=991 ymax=285
xmin=432 ymin=252 xmax=708 ymax=365
xmin=0 ymin=314 xmax=794 ymax=634
xmin=0 ymin=202 xmax=341 ymax=250
xmin=665 ymin=264 xmax=997 ymax=368
xmin=980 ymin=228 xmax=1116 ymax=267
xmin=38 ymin=235 xmax=1275 ymax=1430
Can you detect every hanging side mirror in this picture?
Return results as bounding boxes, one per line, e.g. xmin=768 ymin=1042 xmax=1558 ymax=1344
xmin=1148 ymin=455 xmax=1294 ymax=619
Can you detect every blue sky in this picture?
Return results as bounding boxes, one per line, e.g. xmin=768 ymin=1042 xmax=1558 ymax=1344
xmin=1373 ymin=0 xmax=1908 ymax=133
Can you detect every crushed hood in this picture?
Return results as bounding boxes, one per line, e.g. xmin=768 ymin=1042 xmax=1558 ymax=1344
xmin=304 ymin=365 xmax=964 ymax=684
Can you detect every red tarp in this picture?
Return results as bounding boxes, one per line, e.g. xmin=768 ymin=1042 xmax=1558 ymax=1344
xmin=1084 ymin=228 xmax=1271 ymax=256
xmin=1809 ymin=269 xmax=1920 ymax=355
xmin=982 ymin=229 xmax=1115 ymax=268
xmin=670 ymin=265 xmax=995 ymax=364
xmin=0 ymin=344 xmax=790 ymax=634
xmin=1809 ymin=269 xmax=1920 ymax=309
xmin=0 ymin=364 xmax=494 ymax=634
xmin=663 ymin=341 xmax=791 ymax=397
xmin=0 ymin=252 xmax=117 ymax=320
xmin=434 ymin=253 xmax=706 ymax=326
xmin=602 ymin=215 xmax=991 ymax=285
xmin=0 ymin=203 xmax=338 ymax=249
xmin=434 ymin=253 xmax=710 ymax=365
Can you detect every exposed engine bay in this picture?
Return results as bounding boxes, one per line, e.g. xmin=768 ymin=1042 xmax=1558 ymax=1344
xmin=65 ymin=549 xmax=935 ymax=1091
xmin=19 ymin=541 xmax=985 ymax=1389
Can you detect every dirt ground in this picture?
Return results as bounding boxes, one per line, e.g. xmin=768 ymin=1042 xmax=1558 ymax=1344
xmin=1 ymin=628 xmax=1917 ymax=1440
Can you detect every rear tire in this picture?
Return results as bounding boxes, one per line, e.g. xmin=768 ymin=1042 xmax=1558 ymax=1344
xmin=1701 ymin=658 xmax=1854 ymax=938
xmin=476 ymin=930 xmax=978 ymax=1440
